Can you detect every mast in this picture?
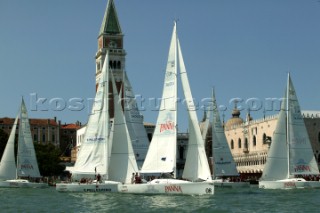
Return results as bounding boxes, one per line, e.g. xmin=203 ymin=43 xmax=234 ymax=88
xmin=16 ymin=99 xmax=23 ymax=179
xmin=286 ymin=73 xmax=290 ymax=179
xmin=102 ymin=50 xmax=112 ymax=179
xmin=173 ymin=20 xmax=178 ymax=178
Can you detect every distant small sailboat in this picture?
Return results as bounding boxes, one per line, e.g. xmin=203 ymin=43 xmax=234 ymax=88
xmin=117 ymin=21 xmax=214 ymax=195
xmin=259 ymin=73 xmax=320 ymax=189
xmin=210 ymin=88 xmax=249 ymax=188
xmin=0 ymin=98 xmax=48 ymax=188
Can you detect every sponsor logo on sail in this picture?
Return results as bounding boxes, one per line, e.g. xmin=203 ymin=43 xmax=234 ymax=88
xmin=21 ymin=164 xmax=34 ymax=170
xmin=294 ymin=159 xmax=311 ymax=172
xmin=160 ymin=121 xmax=175 ymax=133
xmin=291 ymin=136 xmax=306 ymax=145
xmin=86 ymin=137 xmax=105 ymax=143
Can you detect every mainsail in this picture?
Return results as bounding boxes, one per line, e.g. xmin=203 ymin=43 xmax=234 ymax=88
xmin=178 ymin=39 xmax=211 ymax=181
xmin=17 ymin=99 xmax=41 ymax=178
xmin=140 ymin=22 xmax=178 ymax=175
xmin=0 ymin=116 xmax=19 ymax=180
xmin=72 ymin=52 xmax=110 ymax=180
xmin=211 ymin=88 xmax=239 ymax=177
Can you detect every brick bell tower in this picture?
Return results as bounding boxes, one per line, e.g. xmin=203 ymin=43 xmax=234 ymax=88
xmin=95 ymin=0 xmax=125 ymax=118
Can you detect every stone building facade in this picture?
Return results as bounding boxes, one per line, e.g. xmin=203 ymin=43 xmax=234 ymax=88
xmin=0 ymin=117 xmax=60 ymax=147
xmin=214 ymin=109 xmax=320 ymax=179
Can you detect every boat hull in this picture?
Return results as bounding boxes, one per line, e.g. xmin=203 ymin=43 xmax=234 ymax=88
xmin=259 ymin=178 xmax=307 ymax=189
xmin=118 ymin=179 xmax=214 ymax=195
xmin=0 ymin=179 xmax=48 ymax=188
xmin=303 ymin=181 xmax=320 ymax=189
xmin=56 ymin=181 xmax=119 ymax=193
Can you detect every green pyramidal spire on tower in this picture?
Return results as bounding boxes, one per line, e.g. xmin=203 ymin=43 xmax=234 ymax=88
xmin=99 ymin=0 xmax=122 ymax=35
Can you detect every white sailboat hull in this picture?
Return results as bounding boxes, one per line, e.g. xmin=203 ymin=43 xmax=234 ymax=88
xmin=304 ymin=181 xmax=320 ymax=189
xmin=118 ymin=179 xmax=214 ymax=195
xmin=0 ymin=179 xmax=48 ymax=188
xmin=56 ymin=181 xmax=119 ymax=192
xmin=259 ymin=178 xmax=307 ymax=189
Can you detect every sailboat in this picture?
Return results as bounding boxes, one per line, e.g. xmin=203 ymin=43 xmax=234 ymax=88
xmin=210 ymin=88 xmax=249 ymax=188
xmin=56 ymin=52 xmax=119 ymax=192
xmin=117 ymin=22 xmax=214 ymax=195
xmin=259 ymin=73 xmax=320 ymax=189
xmin=0 ymin=99 xmax=48 ymax=188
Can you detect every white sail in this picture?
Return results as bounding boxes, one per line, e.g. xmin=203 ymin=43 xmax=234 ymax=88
xmin=211 ymin=88 xmax=239 ymax=177
xmin=123 ymin=72 xmax=149 ymax=168
xmin=140 ymin=22 xmax=178 ymax=175
xmin=72 ymin=52 xmax=110 ymax=180
xmin=287 ymin=75 xmax=319 ymax=176
xmin=109 ymin=72 xmax=139 ymax=183
xmin=260 ymin=88 xmax=288 ymax=181
xmin=178 ymin=39 xmax=211 ymax=181
xmin=261 ymin=74 xmax=319 ymax=181
xmin=17 ymin=99 xmax=41 ymax=178
xmin=0 ymin=116 xmax=19 ymax=180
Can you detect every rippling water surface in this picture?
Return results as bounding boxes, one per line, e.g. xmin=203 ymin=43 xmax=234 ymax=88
xmin=1 ymin=186 xmax=319 ymax=212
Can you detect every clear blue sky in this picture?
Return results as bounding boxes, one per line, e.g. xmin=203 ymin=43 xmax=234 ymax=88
xmin=1 ymin=0 xmax=320 ymax=132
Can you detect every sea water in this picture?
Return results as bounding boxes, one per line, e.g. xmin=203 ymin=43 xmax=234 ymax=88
xmin=0 ymin=185 xmax=319 ymax=213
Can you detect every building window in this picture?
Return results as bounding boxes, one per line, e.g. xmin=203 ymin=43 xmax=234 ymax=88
xmin=263 ymin=133 xmax=267 ymax=144
xmin=52 ymin=134 xmax=55 ymax=142
xmin=231 ymin=140 xmax=234 ymax=149
xmin=179 ymin=146 xmax=184 ymax=159
xmin=42 ymin=134 xmax=45 ymax=142
xmin=253 ymin=135 xmax=256 ymax=146
xmin=238 ymin=138 xmax=241 ymax=148
xmin=318 ymin=132 xmax=320 ymax=144
xmin=34 ymin=134 xmax=37 ymax=142
xmin=117 ymin=61 xmax=121 ymax=69
xmin=244 ymin=138 xmax=248 ymax=149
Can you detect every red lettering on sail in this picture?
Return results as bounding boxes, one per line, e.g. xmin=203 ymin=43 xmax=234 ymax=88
xmin=160 ymin=121 xmax=175 ymax=133
xmin=294 ymin=165 xmax=311 ymax=172
xmin=164 ymin=185 xmax=182 ymax=193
